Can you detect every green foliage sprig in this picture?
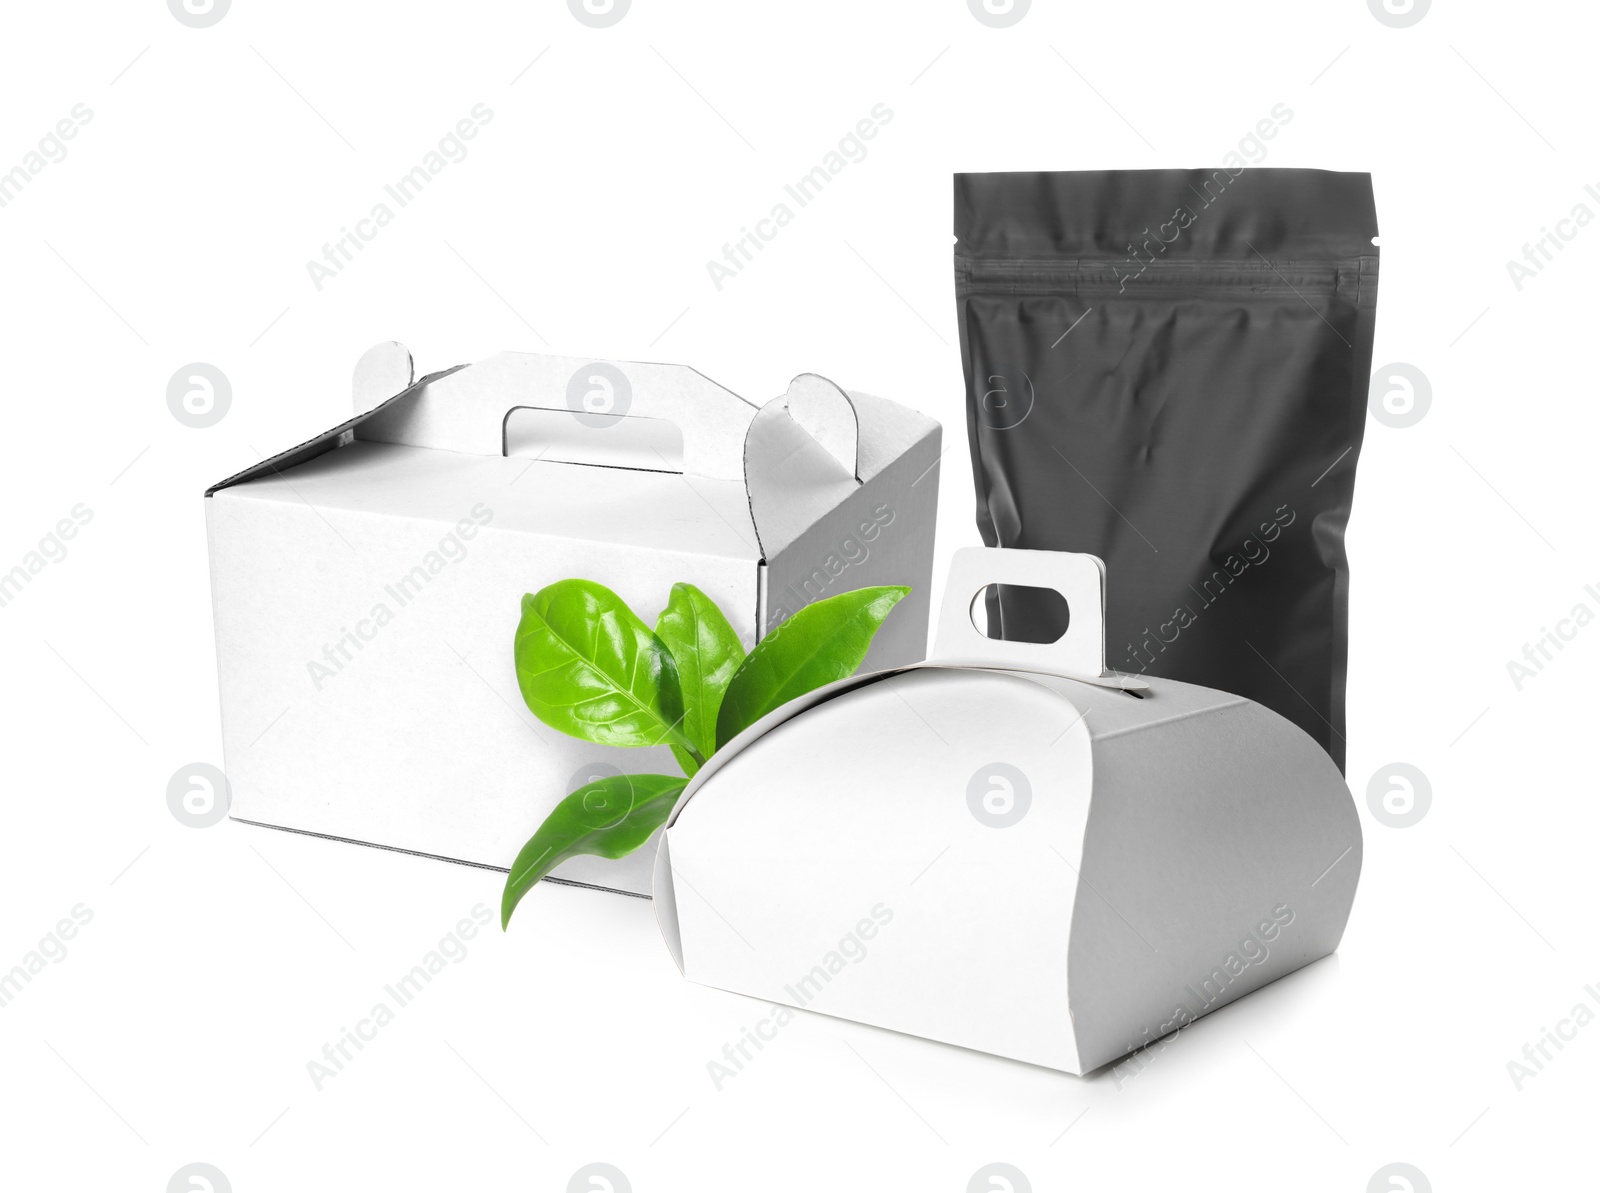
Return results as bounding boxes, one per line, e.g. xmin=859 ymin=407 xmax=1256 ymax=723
xmin=502 ymin=580 xmax=908 ymax=927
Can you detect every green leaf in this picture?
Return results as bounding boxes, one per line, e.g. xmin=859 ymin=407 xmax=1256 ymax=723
xmin=514 ymin=580 xmax=694 ymax=756
xmin=715 ymin=585 xmax=909 ymax=750
xmin=655 ymin=582 xmax=746 ymax=771
xmin=668 ymin=744 xmax=701 ymax=778
xmin=501 ymin=773 xmax=687 ymax=928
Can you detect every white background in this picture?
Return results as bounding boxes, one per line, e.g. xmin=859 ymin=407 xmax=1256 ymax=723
xmin=1 ymin=1 xmax=1595 ymax=1189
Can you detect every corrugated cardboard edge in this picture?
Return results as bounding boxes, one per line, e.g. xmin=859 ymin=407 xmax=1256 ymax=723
xmin=203 ymin=365 xmax=467 ymax=498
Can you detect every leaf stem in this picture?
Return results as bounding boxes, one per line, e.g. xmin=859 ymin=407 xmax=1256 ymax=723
xmin=663 ymin=726 xmax=704 ymax=766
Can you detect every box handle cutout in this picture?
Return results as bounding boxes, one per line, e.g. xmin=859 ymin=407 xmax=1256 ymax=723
xmin=968 ymin=583 xmax=1070 ymax=644
xmin=354 ymin=352 xmax=758 ymax=481
xmin=502 ymin=405 xmax=687 ymax=473
xmin=933 ymin=548 xmax=1145 ymax=688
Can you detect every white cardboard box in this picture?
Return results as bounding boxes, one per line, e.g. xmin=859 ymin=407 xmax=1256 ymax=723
xmin=204 ymin=343 xmax=941 ymax=895
xmin=654 ymin=547 xmax=1361 ymax=1073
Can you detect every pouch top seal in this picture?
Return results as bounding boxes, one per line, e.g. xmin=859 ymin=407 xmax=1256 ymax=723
xmin=954 ymin=168 xmax=1379 ymax=263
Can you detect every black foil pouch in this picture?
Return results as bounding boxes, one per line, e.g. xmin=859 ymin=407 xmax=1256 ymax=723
xmin=954 ymin=169 xmax=1379 ymax=771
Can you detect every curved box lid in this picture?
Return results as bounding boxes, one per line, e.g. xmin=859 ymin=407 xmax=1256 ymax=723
xmin=655 ymin=548 xmax=1361 ymax=1074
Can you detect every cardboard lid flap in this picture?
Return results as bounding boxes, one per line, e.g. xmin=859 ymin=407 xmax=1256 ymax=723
xmin=353 ymin=341 xmax=415 ymax=414
xmin=782 ymin=373 xmax=859 ymax=479
xmin=744 ymin=374 xmax=864 ymax=557
xmin=204 ymin=361 xmax=465 ymax=498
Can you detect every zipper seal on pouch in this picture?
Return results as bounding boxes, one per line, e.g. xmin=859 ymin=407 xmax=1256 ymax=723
xmin=955 ymin=255 xmax=1367 ymax=301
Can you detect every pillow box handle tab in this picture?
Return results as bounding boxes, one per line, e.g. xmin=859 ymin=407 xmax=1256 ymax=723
xmin=932 ymin=547 xmax=1148 ymax=689
xmin=355 ymin=352 xmax=760 ymax=482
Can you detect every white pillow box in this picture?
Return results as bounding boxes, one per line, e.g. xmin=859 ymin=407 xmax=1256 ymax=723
xmin=654 ymin=547 xmax=1362 ymax=1074
xmin=204 ymin=343 xmax=941 ymax=895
